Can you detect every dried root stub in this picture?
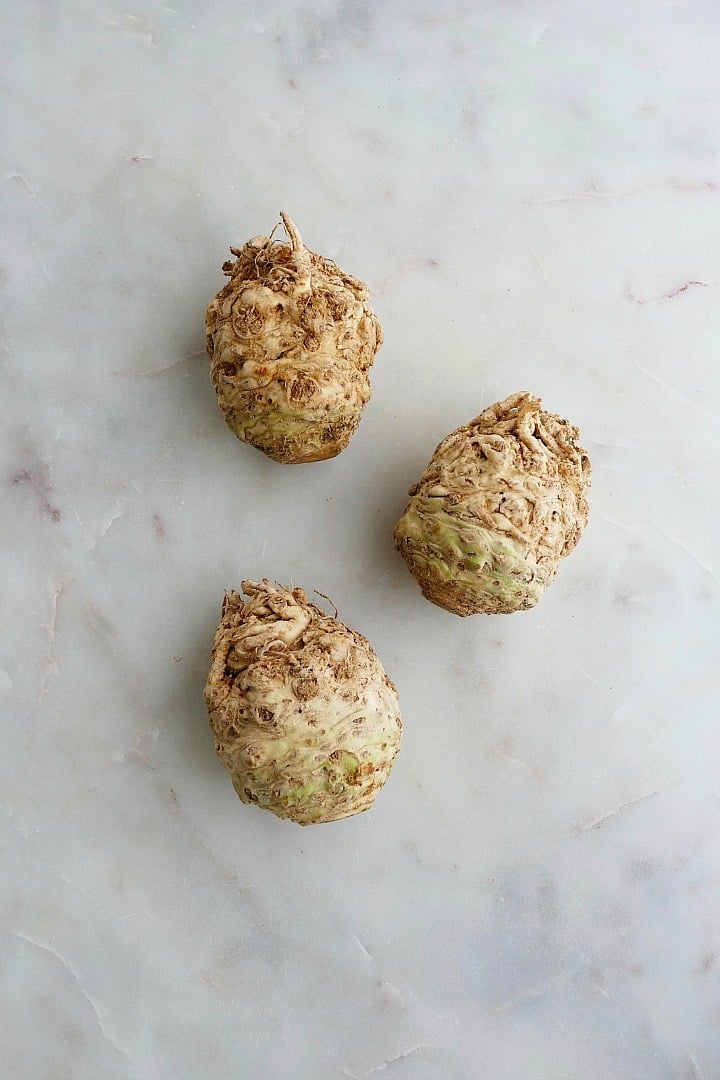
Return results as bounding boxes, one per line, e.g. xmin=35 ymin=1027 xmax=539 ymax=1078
xmin=393 ymin=392 xmax=591 ymax=615
xmin=205 ymin=212 xmax=383 ymax=463
xmin=204 ymin=580 xmax=402 ymax=825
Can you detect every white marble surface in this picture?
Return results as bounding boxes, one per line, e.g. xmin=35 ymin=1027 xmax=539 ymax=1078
xmin=2 ymin=2 xmax=720 ymax=1077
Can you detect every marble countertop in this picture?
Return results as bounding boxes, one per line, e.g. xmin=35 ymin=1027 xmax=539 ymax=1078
xmin=3 ymin=2 xmax=719 ymax=1077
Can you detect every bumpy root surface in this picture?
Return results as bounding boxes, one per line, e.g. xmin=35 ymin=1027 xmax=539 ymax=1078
xmin=205 ymin=213 xmax=383 ymax=464
xmin=204 ymin=580 xmax=402 ymax=824
xmin=393 ymin=392 xmax=591 ymax=615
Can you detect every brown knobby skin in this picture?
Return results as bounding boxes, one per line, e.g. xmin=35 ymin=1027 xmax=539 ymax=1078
xmin=393 ymin=392 xmax=591 ymax=615
xmin=204 ymin=580 xmax=402 ymax=825
xmin=205 ymin=212 xmax=383 ymax=463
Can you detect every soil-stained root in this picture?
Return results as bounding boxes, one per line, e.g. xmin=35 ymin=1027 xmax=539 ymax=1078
xmin=205 ymin=213 xmax=383 ymax=463
xmin=205 ymin=581 xmax=402 ymax=824
xmin=393 ymin=392 xmax=591 ymax=615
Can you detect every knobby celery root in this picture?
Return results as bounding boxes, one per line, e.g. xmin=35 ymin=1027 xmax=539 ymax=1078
xmin=204 ymin=580 xmax=402 ymax=824
xmin=205 ymin=213 xmax=383 ymax=464
xmin=393 ymin=392 xmax=591 ymax=615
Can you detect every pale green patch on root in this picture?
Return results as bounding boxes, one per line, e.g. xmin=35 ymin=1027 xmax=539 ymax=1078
xmin=226 ymin=409 xmax=356 ymax=464
xmin=394 ymin=503 xmax=547 ymax=615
